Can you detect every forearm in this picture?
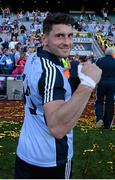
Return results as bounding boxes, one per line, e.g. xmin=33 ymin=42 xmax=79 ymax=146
xmin=43 ymin=60 xmax=102 ymax=139
xmin=48 ymin=84 xmax=93 ymax=138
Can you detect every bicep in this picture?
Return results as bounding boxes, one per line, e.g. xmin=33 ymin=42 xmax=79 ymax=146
xmin=43 ymin=100 xmax=64 ymax=126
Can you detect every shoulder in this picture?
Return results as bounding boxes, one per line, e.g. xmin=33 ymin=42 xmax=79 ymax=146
xmin=96 ymin=57 xmax=104 ymax=64
xmin=27 ymin=52 xmax=40 ymax=64
xmin=24 ymin=52 xmax=41 ymax=71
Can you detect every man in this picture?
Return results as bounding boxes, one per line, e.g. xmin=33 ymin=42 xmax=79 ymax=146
xmin=0 ymin=47 xmax=15 ymax=74
xmin=95 ymin=47 xmax=115 ymax=129
xmin=15 ymin=13 xmax=102 ymax=179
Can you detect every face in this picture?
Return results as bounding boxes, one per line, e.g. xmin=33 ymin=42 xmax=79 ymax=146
xmin=12 ymin=36 xmax=16 ymax=41
xmin=5 ymin=49 xmax=10 ymax=55
xmin=42 ymin=24 xmax=73 ymax=58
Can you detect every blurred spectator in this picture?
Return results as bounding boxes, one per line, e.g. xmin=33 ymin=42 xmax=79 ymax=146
xmin=1 ymin=37 xmax=9 ymax=49
xmin=11 ymin=27 xmax=19 ymax=39
xmin=9 ymin=36 xmax=18 ymax=50
xmin=18 ymin=29 xmax=28 ymax=45
xmin=95 ymin=47 xmax=115 ymax=129
xmin=80 ymin=14 xmax=84 ymax=21
xmin=20 ymin=24 xmax=26 ymax=32
xmin=92 ymin=14 xmax=96 ymax=21
xmin=13 ymin=43 xmax=21 ymax=64
xmin=87 ymin=14 xmax=92 ymax=21
xmin=0 ymin=47 xmax=3 ymax=59
xmin=0 ymin=37 xmax=3 ymax=44
xmin=12 ymin=49 xmax=27 ymax=77
xmin=0 ymin=47 xmax=15 ymax=74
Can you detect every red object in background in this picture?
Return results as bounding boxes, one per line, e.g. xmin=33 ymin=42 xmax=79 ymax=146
xmin=12 ymin=58 xmax=26 ymax=77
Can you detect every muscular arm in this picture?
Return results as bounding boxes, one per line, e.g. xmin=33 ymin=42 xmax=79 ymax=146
xmin=44 ymin=84 xmax=92 ymax=139
xmin=43 ymin=61 xmax=102 ymax=139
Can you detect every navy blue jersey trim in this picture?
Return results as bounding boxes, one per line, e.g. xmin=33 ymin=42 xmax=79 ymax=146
xmin=29 ymin=99 xmax=37 ymax=115
xmin=39 ymin=57 xmax=66 ymax=104
xmin=37 ymin=47 xmax=61 ymax=66
xmin=55 ymin=136 xmax=68 ymax=166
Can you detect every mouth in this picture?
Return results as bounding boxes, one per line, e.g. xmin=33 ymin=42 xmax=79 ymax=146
xmin=60 ymin=48 xmax=70 ymax=52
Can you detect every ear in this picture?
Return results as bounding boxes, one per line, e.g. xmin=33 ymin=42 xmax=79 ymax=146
xmin=41 ymin=34 xmax=48 ymax=46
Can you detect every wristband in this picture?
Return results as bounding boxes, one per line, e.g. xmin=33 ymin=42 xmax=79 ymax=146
xmin=80 ymin=76 xmax=96 ymax=89
xmin=78 ymin=64 xmax=96 ymax=89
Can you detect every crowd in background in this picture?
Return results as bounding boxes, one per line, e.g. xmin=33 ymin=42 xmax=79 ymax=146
xmin=0 ymin=8 xmax=114 ymax=77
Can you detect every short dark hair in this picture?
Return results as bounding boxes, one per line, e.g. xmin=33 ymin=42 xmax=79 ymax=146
xmin=43 ymin=12 xmax=74 ymax=35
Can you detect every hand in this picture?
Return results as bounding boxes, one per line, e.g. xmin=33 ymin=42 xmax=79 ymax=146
xmin=79 ymin=61 xmax=102 ymax=84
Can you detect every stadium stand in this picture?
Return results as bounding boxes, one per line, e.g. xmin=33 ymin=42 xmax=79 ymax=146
xmin=0 ymin=10 xmax=114 ymax=100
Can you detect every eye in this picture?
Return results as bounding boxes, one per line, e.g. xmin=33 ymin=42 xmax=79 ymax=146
xmin=56 ymin=34 xmax=64 ymax=38
xmin=68 ymin=33 xmax=73 ymax=38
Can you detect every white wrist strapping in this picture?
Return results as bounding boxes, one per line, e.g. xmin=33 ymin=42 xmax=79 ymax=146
xmin=78 ymin=64 xmax=96 ymax=89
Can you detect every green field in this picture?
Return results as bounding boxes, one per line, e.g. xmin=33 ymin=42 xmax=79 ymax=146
xmin=0 ymin=120 xmax=115 ymax=179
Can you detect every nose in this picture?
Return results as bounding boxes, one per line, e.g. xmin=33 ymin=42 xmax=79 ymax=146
xmin=64 ymin=36 xmax=72 ymax=45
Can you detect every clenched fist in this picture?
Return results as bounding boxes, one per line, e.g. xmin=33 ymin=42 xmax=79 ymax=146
xmin=78 ymin=61 xmax=102 ymax=88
